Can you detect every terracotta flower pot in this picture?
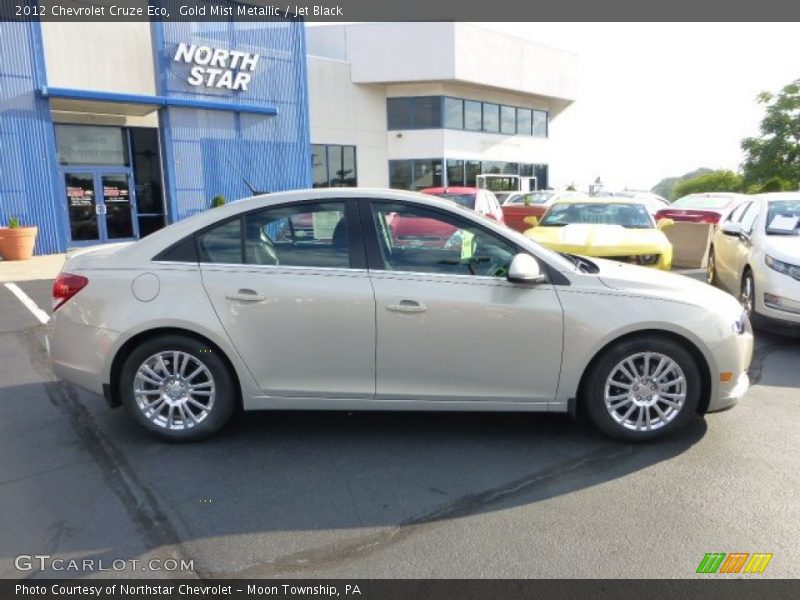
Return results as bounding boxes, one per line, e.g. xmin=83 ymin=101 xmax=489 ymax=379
xmin=0 ymin=226 xmax=38 ymax=260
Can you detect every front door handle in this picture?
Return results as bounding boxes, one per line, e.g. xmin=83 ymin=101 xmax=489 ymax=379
xmin=387 ymin=299 xmax=427 ymax=313
xmin=225 ymin=289 xmax=266 ymax=302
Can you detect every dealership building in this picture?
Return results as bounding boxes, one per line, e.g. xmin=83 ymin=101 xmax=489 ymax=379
xmin=0 ymin=20 xmax=577 ymax=254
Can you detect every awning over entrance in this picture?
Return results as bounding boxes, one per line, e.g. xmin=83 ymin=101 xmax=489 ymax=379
xmin=39 ymin=87 xmax=279 ymax=117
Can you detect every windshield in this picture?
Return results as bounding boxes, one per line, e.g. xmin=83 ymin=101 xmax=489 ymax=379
xmin=540 ymin=202 xmax=654 ymax=228
xmin=672 ymin=195 xmax=733 ymax=209
xmin=435 ymin=193 xmax=476 ymax=210
xmin=766 ymin=200 xmax=800 ymax=235
xmin=506 ymin=192 xmax=554 ymax=205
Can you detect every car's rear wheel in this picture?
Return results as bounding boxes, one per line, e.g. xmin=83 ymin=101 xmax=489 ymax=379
xmin=119 ymin=335 xmax=236 ymax=441
xmin=583 ymin=336 xmax=701 ymax=442
xmin=706 ymin=247 xmax=718 ymax=286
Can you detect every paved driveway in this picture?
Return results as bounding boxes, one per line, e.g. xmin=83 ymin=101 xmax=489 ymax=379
xmin=0 ymin=276 xmax=798 ymax=579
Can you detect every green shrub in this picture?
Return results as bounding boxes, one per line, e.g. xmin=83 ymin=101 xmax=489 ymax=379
xmin=8 ymin=217 xmax=20 ymax=229
xmin=211 ymin=195 xmax=226 ymax=208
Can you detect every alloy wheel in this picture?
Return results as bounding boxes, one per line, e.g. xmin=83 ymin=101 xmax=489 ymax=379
xmin=604 ymin=352 xmax=687 ymax=432
xmin=133 ymin=351 xmax=216 ymax=430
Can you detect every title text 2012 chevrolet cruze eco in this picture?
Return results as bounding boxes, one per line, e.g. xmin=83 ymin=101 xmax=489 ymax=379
xmin=47 ymin=189 xmax=753 ymax=442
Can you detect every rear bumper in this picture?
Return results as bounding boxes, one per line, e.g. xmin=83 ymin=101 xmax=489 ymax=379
xmin=46 ymin=315 xmax=119 ymax=397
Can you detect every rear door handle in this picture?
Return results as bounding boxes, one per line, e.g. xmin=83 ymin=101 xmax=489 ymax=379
xmin=387 ymin=299 xmax=427 ymax=313
xmin=225 ymin=289 xmax=266 ymax=302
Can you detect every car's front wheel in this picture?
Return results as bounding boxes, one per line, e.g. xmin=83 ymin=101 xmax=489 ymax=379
xmin=119 ymin=334 xmax=236 ymax=441
xmin=583 ymin=336 xmax=702 ymax=442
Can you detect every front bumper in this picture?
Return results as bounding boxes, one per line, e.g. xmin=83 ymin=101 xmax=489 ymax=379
xmin=755 ymin=268 xmax=800 ymax=325
xmin=706 ymin=329 xmax=754 ymax=412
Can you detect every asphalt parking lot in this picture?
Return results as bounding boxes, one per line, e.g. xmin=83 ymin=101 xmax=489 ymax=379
xmin=0 ymin=274 xmax=798 ymax=579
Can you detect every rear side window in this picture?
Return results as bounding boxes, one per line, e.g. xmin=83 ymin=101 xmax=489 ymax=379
xmin=244 ymin=201 xmax=350 ymax=268
xmin=197 ymin=218 xmax=243 ymax=264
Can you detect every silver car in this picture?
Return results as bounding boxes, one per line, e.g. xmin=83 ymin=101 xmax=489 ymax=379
xmin=47 ymin=189 xmax=753 ymax=442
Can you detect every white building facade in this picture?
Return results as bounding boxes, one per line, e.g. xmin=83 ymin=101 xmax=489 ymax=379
xmin=306 ymin=23 xmax=578 ymax=192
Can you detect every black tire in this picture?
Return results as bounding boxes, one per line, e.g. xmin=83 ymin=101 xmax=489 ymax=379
xmin=583 ymin=336 xmax=702 ymax=442
xmin=706 ymin=247 xmax=718 ymax=286
xmin=119 ymin=334 xmax=236 ymax=441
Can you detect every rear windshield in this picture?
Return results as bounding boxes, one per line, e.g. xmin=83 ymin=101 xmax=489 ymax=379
xmin=766 ymin=200 xmax=800 ymax=235
xmin=672 ymin=195 xmax=733 ymax=209
xmin=436 ymin=193 xmax=476 ymax=210
xmin=540 ymin=202 xmax=654 ymax=229
xmin=506 ymin=192 xmax=554 ymax=205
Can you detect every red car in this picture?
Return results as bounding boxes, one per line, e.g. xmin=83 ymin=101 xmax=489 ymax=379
xmin=655 ymin=193 xmax=747 ymax=225
xmin=419 ymin=187 xmax=505 ymax=223
xmin=386 ymin=187 xmax=504 ymax=248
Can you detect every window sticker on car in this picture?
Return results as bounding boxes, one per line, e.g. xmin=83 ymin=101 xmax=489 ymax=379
xmin=312 ymin=211 xmax=343 ymax=239
xmin=460 ymin=230 xmax=476 ymax=260
xmin=768 ymin=214 xmax=799 ymax=231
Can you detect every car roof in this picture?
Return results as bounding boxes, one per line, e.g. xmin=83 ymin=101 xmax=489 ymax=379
xmin=550 ymin=196 xmax=646 ymax=206
xmin=755 ymin=192 xmax=800 ymax=201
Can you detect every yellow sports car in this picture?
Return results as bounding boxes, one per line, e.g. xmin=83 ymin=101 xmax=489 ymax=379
xmin=523 ymin=198 xmax=674 ymax=270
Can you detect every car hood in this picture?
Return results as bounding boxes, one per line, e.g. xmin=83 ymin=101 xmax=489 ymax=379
xmin=526 ymin=224 xmax=668 ymax=255
xmin=764 ymin=234 xmax=800 ymax=263
xmin=592 ymin=258 xmax=743 ymax=316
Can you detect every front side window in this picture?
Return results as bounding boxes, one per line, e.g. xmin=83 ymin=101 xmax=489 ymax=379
xmin=371 ymin=202 xmax=517 ymax=277
xmin=738 ymin=202 xmax=760 ymax=235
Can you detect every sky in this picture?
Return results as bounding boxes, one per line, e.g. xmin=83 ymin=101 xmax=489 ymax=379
xmin=477 ymin=23 xmax=800 ymax=191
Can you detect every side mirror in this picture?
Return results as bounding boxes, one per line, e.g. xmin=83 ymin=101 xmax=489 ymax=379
xmin=507 ymin=253 xmax=546 ymax=284
xmin=720 ymin=222 xmax=743 ymax=237
xmin=523 ymin=216 xmax=539 ymax=227
xmin=656 ymin=218 xmax=675 ymax=230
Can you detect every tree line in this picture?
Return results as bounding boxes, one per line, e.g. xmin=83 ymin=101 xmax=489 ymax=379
xmin=652 ymin=78 xmax=800 ymax=200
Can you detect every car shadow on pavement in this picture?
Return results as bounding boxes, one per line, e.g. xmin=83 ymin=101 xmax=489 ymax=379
xmin=1 ymin=372 xmax=709 ymax=577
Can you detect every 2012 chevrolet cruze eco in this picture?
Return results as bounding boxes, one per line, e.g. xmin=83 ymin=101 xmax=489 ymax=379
xmin=47 ymin=189 xmax=753 ymax=442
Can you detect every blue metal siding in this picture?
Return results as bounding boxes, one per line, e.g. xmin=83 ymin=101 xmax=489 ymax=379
xmin=152 ymin=20 xmax=311 ymax=221
xmin=0 ymin=21 xmax=66 ymax=254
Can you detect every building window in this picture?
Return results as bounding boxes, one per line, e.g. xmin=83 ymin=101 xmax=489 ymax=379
xmin=129 ymin=128 xmax=166 ymax=237
xmin=387 ymin=98 xmax=413 ymax=129
xmin=446 ymin=159 xmax=465 ymax=186
xmin=443 ymin=97 xmax=464 ymax=130
xmin=500 ymin=106 xmax=516 ymax=135
xmin=482 ymin=103 xmax=499 ymax=133
xmin=311 ymin=144 xmax=357 ymax=188
xmin=516 ymin=108 xmax=532 ymax=136
xmin=387 ymin=96 xmax=548 ymax=138
xmin=412 ymin=97 xmax=442 ymax=129
xmin=533 ymin=110 xmax=548 ymax=137
xmin=55 ymin=124 xmax=130 ymax=166
xmin=464 ymin=100 xmax=482 ymax=131
xmin=389 ymin=159 xmax=442 ymax=191
xmin=387 ymin=97 xmax=441 ymax=130
xmin=465 ymin=160 xmax=481 ymax=186
xmin=389 ymin=160 xmax=413 ymax=190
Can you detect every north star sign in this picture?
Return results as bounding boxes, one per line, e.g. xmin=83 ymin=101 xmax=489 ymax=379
xmin=173 ymin=43 xmax=260 ymax=91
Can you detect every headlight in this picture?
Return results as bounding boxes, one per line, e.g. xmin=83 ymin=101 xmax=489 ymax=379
xmin=636 ymin=254 xmax=659 ymax=266
xmin=732 ymin=309 xmax=749 ymax=335
xmin=765 ymin=255 xmax=800 ymax=280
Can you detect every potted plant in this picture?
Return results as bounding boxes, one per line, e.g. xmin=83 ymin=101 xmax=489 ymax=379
xmin=211 ymin=195 xmax=226 ymax=208
xmin=0 ymin=217 xmax=38 ymax=261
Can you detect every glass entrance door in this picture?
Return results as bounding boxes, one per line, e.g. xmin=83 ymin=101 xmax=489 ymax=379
xmin=63 ymin=170 xmax=138 ymax=245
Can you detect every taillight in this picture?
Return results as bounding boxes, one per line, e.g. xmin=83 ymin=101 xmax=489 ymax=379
xmin=52 ymin=273 xmax=88 ymax=311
